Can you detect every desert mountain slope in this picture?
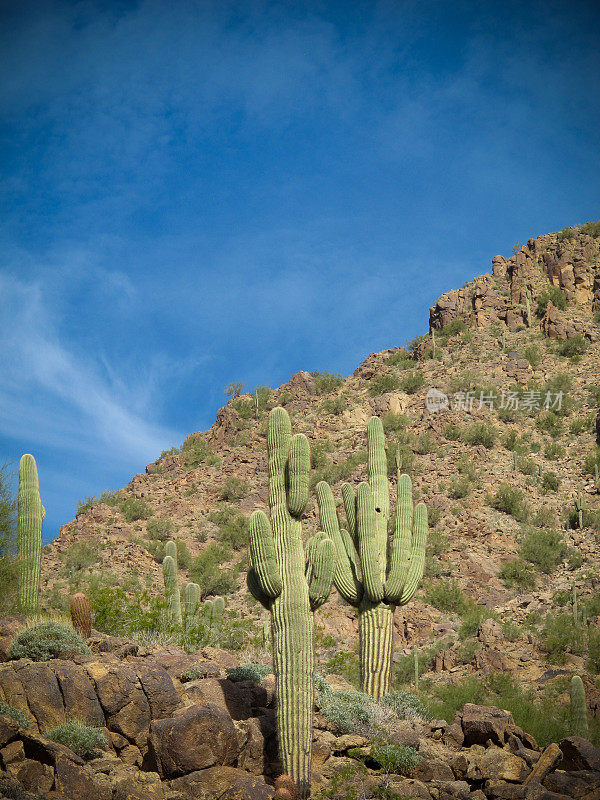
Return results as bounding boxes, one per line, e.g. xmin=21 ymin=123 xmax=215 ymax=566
xmin=40 ymin=220 xmax=600 ymax=702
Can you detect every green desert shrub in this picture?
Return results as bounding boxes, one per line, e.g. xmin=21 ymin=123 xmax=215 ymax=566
xmin=519 ymin=529 xmax=568 ymax=574
xmin=539 ymin=612 xmax=587 ymax=663
xmin=400 ymin=371 xmax=425 ymax=394
xmin=311 ymin=371 xmax=344 ymax=394
xmin=537 ymin=412 xmax=563 ymax=438
xmin=490 ymin=484 xmax=529 ymax=521
xmin=463 ymin=422 xmax=496 ymax=449
xmin=120 ymin=498 xmax=153 ymax=522
xmin=369 ymin=373 xmax=401 ymax=397
xmin=382 ymin=413 xmax=409 ymax=432
xmin=61 ymin=542 xmax=99 ymax=573
xmin=46 ymin=720 xmax=107 ymax=759
xmin=369 ymin=743 xmax=420 ymax=775
xmin=499 ymin=559 xmax=536 ymax=590
xmin=544 ymin=441 xmax=565 ymax=460
xmin=449 ymin=477 xmax=470 ymax=499
xmin=219 ymin=477 xmax=249 ymax=501
xmin=443 ymin=423 xmax=461 ymax=441
xmin=380 ymin=690 xmax=429 ymax=721
xmin=425 ymin=579 xmax=469 ymax=614
xmin=190 ymin=543 xmax=237 ymax=596
xmin=542 ymin=472 xmax=560 ymax=492
xmin=581 ymin=221 xmax=600 ymax=238
xmin=326 ymin=651 xmax=361 ymax=688
xmin=319 ymin=689 xmax=376 ymax=734
xmin=146 ymin=517 xmax=175 ymax=540
xmin=0 ymin=700 xmax=30 ymax=728
xmin=584 ymin=448 xmax=600 ymax=478
xmin=10 ymin=622 xmax=90 ymax=661
xmin=209 ymin=505 xmax=248 ymax=550
xmin=322 ymin=396 xmax=345 ymax=416
xmin=182 ymin=434 xmax=220 ymax=467
xmin=439 ymin=319 xmax=467 ymax=339
xmin=536 ymin=287 xmax=568 ymax=316
xmin=386 ymin=350 xmax=413 ymax=368
xmin=226 ymin=663 xmax=272 ymax=683
xmin=523 ymin=345 xmax=542 ymax=369
xmin=558 ymin=335 xmax=588 ymax=358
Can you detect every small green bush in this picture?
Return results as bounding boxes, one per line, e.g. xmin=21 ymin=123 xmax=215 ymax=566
xmin=520 ymin=529 xmax=567 ymax=574
xmin=443 ymin=423 xmax=461 ymax=441
xmin=61 ymin=542 xmax=99 ymax=572
xmin=46 ymin=720 xmax=107 ymax=759
xmin=146 ymin=517 xmax=175 ymax=541
xmin=490 ymin=484 xmax=529 ymax=521
xmin=182 ymin=434 xmax=220 ymax=467
xmin=190 ymin=543 xmax=237 ymax=596
xmin=322 ymin=396 xmax=345 ymax=416
xmin=449 ymin=477 xmax=470 ymax=499
xmin=584 ymin=448 xmax=600 ymax=478
xmin=399 ymin=371 xmax=424 ymax=395
xmin=425 ymin=579 xmax=469 ymax=614
xmin=219 ymin=477 xmax=249 ymax=501
xmin=537 ymin=412 xmax=563 ymax=438
xmin=536 ymin=287 xmax=568 ymax=316
xmin=0 ymin=700 xmax=30 ymax=728
xmin=540 ymin=612 xmax=587 ymax=663
xmin=542 ymin=471 xmax=560 ymax=492
xmin=369 ymin=743 xmax=420 ymax=775
xmin=499 ymin=558 xmax=535 ymax=589
xmin=369 ymin=373 xmax=401 ymax=397
xmin=463 ymin=422 xmax=496 ymax=449
xmin=380 ymin=690 xmax=428 ymax=721
xmin=120 ymin=498 xmax=153 ymax=522
xmin=581 ymin=221 xmax=600 ymax=238
xmin=439 ymin=319 xmax=467 ymax=338
xmin=226 ymin=663 xmax=272 ymax=683
xmin=320 ymin=690 xmax=376 ymax=734
xmin=524 ymin=345 xmax=542 ymax=369
xmin=10 ymin=622 xmax=90 ymax=661
xmin=311 ymin=371 xmax=344 ymax=394
xmin=382 ymin=413 xmax=409 ymax=432
xmin=544 ymin=441 xmax=565 ymax=460
xmin=386 ymin=350 xmax=412 ymax=368
xmin=181 ymin=665 xmax=208 ymax=682
xmin=209 ymin=505 xmax=249 ymax=549
xmin=558 ymin=335 xmax=587 ymax=358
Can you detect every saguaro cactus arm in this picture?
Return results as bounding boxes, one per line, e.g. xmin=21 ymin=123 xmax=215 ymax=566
xmin=316 ymin=481 xmax=362 ymax=605
xmin=249 ymin=510 xmax=282 ymax=598
xmin=385 ymin=473 xmax=428 ymax=605
xmin=305 ymin=533 xmax=335 ymax=610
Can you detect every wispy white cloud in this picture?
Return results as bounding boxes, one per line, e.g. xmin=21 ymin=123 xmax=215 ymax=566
xmin=0 ymin=271 xmax=182 ymax=464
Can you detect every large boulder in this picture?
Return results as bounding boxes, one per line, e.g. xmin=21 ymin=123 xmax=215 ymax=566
xmin=461 ymin=704 xmax=516 ymax=746
xmin=149 ymin=703 xmax=239 ymax=778
xmin=170 ymin=766 xmax=274 ymax=800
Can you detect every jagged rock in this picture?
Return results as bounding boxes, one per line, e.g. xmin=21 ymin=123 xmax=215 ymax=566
xmin=543 ymin=768 xmax=600 ymax=796
xmin=460 ymin=704 xmax=516 ymax=746
xmin=466 ymin=745 xmax=530 ymax=782
xmin=387 ymin=775 xmax=432 ymax=797
xmin=558 ymin=737 xmax=600 ymax=771
xmin=170 ymin=766 xmax=274 ymax=800
xmin=0 ymin=715 xmax=19 ymax=748
xmin=50 ymin=660 xmax=105 ymax=728
xmin=85 ymin=661 xmax=151 ymax=750
xmin=236 ymin=715 xmax=276 ymax=775
xmin=11 ymin=662 xmax=65 ymax=733
xmin=5 ymin=757 xmax=54 ymax=794
xmin=53 ymin=753 xmax=112 ymax=800
xmin=523 ymin=743 xmax=561 ymax=785
xmin=149 ymin=703 xmax=238 ymax=778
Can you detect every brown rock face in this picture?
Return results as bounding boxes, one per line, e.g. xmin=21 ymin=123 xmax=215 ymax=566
xmin=54 ymin=753 xmax=112 ymax=800
xmin=558 ymin=736 xmax=600 ymax=771
xmin=171 ymin=766 xmax=274 ymax=800
xmin=461 ymin=704 xmax=516 ymax=746
xmin=149 ymin=703 xmax=239 ymax=778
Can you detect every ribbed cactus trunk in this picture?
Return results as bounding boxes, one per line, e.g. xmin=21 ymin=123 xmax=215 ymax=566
xmin=163 ymin=555 xmax=182 ymax=626
xmin=359 ymin=600 xmax=394 ymax=698
xmin=570 ymin=675 xmax=589 ymax=738
xmin=247 ymin=408 xmax=335 ymax=798
xmin=70 ymin=592 xmax=92 ymax=638
xmin=17 ymin=454 xmax=44 ymax=612
xmin=184 ymin=582 xmax=201 ymax=630
xmin=317 ymin=416 xmax=427 ymax=701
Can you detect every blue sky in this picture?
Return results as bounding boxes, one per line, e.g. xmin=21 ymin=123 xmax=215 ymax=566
xmin=1 ymin=0 xmax=599 ymax=542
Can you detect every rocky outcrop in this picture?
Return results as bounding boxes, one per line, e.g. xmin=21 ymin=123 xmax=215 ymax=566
xmin=429 ymin=226 xmax=600 ymax=339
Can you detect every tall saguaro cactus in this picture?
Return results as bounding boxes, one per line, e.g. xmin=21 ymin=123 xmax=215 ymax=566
xmin=317 ymin=416 xmax=427 ymax=699
xmin=17 ymin=454 xmax=45 ymax=612
xmin=162 ymin=555 xmax=182 ymax=626
xmin=247 ymin=407 xmax=335 ymax=797
xmin=184 ymin=582 xmax=201 ymax=629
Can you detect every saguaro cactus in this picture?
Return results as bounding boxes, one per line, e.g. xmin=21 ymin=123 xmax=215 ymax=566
xmin=317 ymin=416 xmax=427 ymax=699
xmin=17 ymin=454 xmax=45 ymax=611
xmin=162 ymin=555 xmax=182 ymax=626
xmin=184 ymin=582 xmax=201 ymax=629
xmin=247 ymin=407 xmax=335 ymax=797
xmin=570 ymin=675 xmax=589 ymax=738
xmin=70 ymin=592 xmax=92 ymax=638
xmin=575 ymin=492 xmax=587 ymax=529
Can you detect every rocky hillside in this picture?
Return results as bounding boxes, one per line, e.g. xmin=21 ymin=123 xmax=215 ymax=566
xmin=39 ymin=221 xmax=600 ymax=724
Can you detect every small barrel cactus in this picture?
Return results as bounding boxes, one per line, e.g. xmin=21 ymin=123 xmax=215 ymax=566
xmin=70 ymin=592 xmax=92 ymax=639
